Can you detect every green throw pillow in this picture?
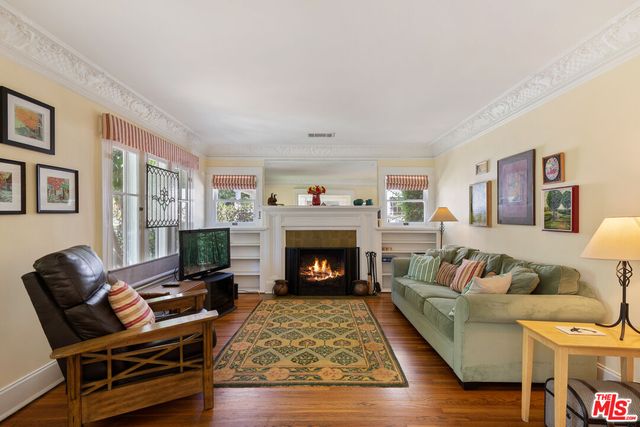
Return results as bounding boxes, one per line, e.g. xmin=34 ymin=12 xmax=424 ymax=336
xmin=406 ymin=255 xmax=441 ymax=283
xmin=507 ymin=266 xmax=540 ymax=294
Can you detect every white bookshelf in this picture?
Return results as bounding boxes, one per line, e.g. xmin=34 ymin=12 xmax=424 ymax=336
xmin=221 ymin=229 xmax=263 ymax=292
xmin=379 ymin=229 xmax=439 ymax=290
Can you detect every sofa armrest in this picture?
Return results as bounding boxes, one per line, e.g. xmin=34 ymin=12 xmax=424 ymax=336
xmin=391 ymin=258 xmax=410 ymax=278
xmin=145 ymin=289 xmax=207 ymax=312
xmin=455 ymin=294 xmax=606 ymax=324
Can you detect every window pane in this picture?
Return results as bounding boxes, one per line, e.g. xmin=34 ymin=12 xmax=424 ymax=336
xmin=124 ymin=195 xmax=139 ymax=266
xmin=112 ymin=148 xmax=123 ymax=192
xmin=216 ymin=200 xmax=255 ymax=223
xmin=217 ymin=189 xmax=236 ymax=199
xmin=179 ymin=201 xmax=189 ymax=229
xmin=111 ymin=195 xmax=124 ymax=268
xmin=386 ymin=201 xmax=425 ymax=223
xmin=125 ymin=150 xmax=138 ymax=194
xmin=386 ymin=189 xmax=424 ymax=201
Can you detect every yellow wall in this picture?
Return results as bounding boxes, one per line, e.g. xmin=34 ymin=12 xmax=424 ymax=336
xmin=435 ymin=55 xmax=640 ymax=379
xmin=0 ymin=55 xmax=205 ymax=390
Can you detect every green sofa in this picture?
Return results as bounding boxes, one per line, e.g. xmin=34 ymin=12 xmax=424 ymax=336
xmin=391 ymin=246 xmax=606 ymax=386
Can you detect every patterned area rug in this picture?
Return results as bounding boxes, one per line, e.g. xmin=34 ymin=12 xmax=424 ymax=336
xmin=214 ymin=299 xmax=407 ymax=387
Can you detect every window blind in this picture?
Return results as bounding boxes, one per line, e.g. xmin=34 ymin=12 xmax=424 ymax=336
xmin=385 ymin=175 xmax=429 ymax=191
xmin=212 ymin=174 xmax=257 ymax=190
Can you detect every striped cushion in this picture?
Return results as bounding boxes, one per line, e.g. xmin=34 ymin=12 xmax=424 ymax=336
xmin=450 ymin=259 xmax=486 ymax=293
xmin=406 ymin=255 xmax=440 ymax=282
xmin=108 ymin=281 xmax=155 ymax=329
xmin=435 ymin=262 xmax=457 ymax=286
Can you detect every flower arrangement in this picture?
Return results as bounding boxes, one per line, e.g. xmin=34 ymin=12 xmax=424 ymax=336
xmin=307 ymin=185 xmax=326 ymax=206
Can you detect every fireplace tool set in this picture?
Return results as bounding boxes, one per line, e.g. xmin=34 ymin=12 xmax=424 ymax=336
xmin=365 ymin=251 xmax=381 ymax=296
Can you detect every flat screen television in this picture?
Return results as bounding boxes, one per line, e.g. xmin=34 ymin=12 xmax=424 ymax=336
xmin=179 ymin=228 xmax=231 ymax=280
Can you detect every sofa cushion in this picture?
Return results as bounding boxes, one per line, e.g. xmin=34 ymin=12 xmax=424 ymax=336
xmin=403 ymin=282 xmax=459 ymax=312
xmin=108 ymin=281 xmax=155 ymax=329
xmin=425 ymin=247 xmax=458 ymax=264
xmin=450 ymin=259 xmax=486 ymax=293
xmin=423 ymin=298 xmax=456 ymax=339
xmin=453 ymin=247 xmax=478 ymax=265
xmin=500 ymin=257 xmax=529 ymax=274
xmin=408 ymin=256 xmax=440 ymax=282
xmin=507 ymin=266 xmax=540 ymax=294
xmin=464 ymin=273 xmax=512 ymax=295
xmin=469 ymin=252 xmax=506 ymax=275
xmin=435 ymin=261 xmax=457 ymax=286
xmin=528 ymin=263 xmax=580 ymax=295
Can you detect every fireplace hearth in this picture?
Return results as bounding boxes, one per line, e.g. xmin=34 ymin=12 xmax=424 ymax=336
xmin=286 ymin=247 xmax=359 ymax=296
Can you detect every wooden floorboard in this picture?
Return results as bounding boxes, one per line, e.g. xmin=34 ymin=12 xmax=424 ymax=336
xmin=4 ymin=294 xmax=545 ymax=426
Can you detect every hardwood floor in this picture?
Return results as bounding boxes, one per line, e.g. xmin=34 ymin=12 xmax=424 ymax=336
xmin=4 ymin=294 xmax=545 ymax=426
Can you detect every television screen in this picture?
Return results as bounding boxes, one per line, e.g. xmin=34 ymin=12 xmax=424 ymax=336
xmin=179 ymin=228 xmax=230 ymax=280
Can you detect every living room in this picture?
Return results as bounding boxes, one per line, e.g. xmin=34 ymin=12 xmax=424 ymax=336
xmin=1 ymin=1 xmax=640 ymax=426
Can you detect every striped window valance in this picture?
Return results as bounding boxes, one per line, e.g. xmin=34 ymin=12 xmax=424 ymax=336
xmin=385 ymin=175 xmax=429 ymax=191
xmin=102 ymin=113 xmax=199 ymax=170
xmin=212 ymin=175 xmax=257 ymax=190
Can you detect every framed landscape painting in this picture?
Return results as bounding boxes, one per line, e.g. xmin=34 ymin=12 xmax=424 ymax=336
xmin=36 ymin=164 xmax=78 ymax=213
xmin=497 ymin=149 xmax=535 ymax=225
xmin=0 ymin=158 xmax=26 ymax=214
xmin=469 ymin=181 xmax=491 ymax=227
xmin=543 ymin=185 xmax=579 ymax=233
xmin=1 ymin=87 xmax=55 ymax=155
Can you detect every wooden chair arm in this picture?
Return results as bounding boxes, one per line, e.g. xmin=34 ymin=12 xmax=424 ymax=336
xmin=145 ymin=289 xmax=208 ymax=312
xmin=50 ymin=310 xmax=219 ymax=360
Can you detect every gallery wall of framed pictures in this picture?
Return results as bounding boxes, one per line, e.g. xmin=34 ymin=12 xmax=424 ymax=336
xmin=472 ymin=149 xmax=579 ymax=234
xmin=0 ymin=85 xmax=79 ymax=215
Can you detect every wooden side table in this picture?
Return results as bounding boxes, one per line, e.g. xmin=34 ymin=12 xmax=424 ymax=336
xmin=518 ymin=320 xmax=640 ymax=426
xmin=139 ymin=280 xmax=206 ymax=313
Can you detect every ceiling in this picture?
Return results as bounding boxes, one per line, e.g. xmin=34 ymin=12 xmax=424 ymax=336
xmin=3 ymin=0 xmax=637 ymax=157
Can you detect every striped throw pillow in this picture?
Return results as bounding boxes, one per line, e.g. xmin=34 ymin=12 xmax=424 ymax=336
xmin=450 ymin=259 xmax=486 ymax=293
xmin=435 ymin=262 xmax=457 ymax=286
xmin=406 ymin=255 xmax=440 ymax=282
xmin=108 ymin=281 xmax=155 ymax=329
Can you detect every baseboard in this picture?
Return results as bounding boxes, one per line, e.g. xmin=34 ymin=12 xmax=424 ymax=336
xmin=597 ymin=362 xmax=621 ymax=381
xmin=0 ymin=361 xmax=63 ymax=422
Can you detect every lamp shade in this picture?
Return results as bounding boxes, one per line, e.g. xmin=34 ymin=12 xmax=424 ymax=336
xmin=581 ymin=217 xmax=640 ymax=261
xmin=429 ymin=207 xmax=458 ymax=222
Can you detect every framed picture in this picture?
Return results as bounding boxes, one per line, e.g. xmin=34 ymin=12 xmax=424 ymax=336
xmin=36 ymin=164 xmax=78 ymax=213
xmin=543 ymin=185 xmax=579 ymax=233
xmin=475 ymin=160 xmax=489 ymax=175
xmin=469 ymin=181 xmax=491 ymax=227
xmin=0 ymin=158 xmax=26 ymax=214
xmin=1 ymin=87 xmax=55 ymax=155
xmin=542 ymin=152 xmax=565 ymax=184
xmin=497 ymin=149 xmax=535 ymax=225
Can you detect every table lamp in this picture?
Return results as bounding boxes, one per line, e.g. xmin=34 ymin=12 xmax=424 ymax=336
xmin=429 ymin=207 xmax=458 ymax=249
xmin=581 ymin=217 xmax=640 ymax=340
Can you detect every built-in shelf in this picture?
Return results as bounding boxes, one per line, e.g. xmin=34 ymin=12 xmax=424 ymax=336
xmin=230 ymin=256 xmax=261 ymax=260
xmin=231 ymin=272 xmax=261 ymax=276
xmin=223 ymin=230 xmax=262 ymax=292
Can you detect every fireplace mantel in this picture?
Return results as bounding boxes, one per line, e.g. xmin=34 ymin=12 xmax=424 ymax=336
xmin=261 ymin=205 xmax=381 ymax=291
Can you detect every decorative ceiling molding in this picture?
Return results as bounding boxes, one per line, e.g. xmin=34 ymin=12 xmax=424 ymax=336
xmin=205 ymin=142 xmax=433 ymax=159
xmin=429 ymin=4 xmax=640 ymax=156
xmin=0 ymin=2 xmax=200 ymax=150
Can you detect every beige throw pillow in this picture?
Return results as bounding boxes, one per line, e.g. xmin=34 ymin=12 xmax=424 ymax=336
xmin=464 ymin=272 xmax=512 ymax=295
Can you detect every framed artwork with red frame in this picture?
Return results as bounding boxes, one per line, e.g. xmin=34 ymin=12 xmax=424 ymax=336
xmin=542 ymin=185 xmax=579 ymax=233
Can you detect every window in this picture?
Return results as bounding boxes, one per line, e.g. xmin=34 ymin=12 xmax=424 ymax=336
xmin=209 ymin=170 xmax=261 ymax=226
xmin=105 ymin=143 xmax=194 ymax=269
xmin=297 ymin=193 xmax=352 ymax=206
xmin=381 ymin=174 xmax=429 ymax=225
xmin=213 ymin=188 xmax=257 ymax=223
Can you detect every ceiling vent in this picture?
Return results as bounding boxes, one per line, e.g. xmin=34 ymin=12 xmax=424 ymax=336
xmin=308 ymin=132 xmax=336 ymax=138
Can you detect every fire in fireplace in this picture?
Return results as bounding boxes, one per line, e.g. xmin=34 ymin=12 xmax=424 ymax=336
xmin=300 ymin=257 xmax=344 ymax=282
xmin=286 ymin=247 xmax=359 ymax=296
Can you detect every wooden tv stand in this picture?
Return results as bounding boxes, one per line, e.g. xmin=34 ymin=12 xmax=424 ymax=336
xmin=141 ymin=272 xmax=236 ymax=317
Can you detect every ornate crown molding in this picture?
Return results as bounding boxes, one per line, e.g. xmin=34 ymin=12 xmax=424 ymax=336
xmin=206 ymin=142 xmax=433 ymax=159
xmin=0 ymin=2 xmax=200 ymax=150
xmin=429 ymin=5 xmax=640 ymax=156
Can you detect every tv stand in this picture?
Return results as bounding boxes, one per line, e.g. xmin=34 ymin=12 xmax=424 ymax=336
xmin=201 ymin=272 xmax=236 ymax=316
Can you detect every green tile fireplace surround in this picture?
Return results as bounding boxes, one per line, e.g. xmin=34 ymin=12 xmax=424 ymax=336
xmin=391 ymin=246 xmax=607 ymax=386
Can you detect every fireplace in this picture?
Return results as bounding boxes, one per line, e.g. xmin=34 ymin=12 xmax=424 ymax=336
xmin=286 ymin=247 xmax=359 ymax=296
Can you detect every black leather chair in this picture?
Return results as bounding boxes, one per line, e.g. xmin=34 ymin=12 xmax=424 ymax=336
xmin=23 ymin=245 xmax=218 ymax=426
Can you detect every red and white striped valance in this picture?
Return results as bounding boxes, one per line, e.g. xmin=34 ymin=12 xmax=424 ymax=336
xmin=212 ymin=175 xmax=257 ymax=190
xmin=385 ymin=175 xmax=429 ymax=191
xmin=102 ymin=113 xmax=199 ymax=170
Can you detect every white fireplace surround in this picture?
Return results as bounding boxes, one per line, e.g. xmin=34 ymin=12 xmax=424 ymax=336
xmin=261 ymin=206 xmax=381 ymax=292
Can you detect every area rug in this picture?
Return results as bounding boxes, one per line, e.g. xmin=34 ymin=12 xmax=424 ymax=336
xmin=214 ymin=299 xmax=407 ymax=387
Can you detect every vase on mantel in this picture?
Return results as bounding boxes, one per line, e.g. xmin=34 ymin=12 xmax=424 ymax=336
xmin=311 ymin=193 xmax=321 ymax=206
xmin=307 ymin=185 xmax=326 ymax=206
